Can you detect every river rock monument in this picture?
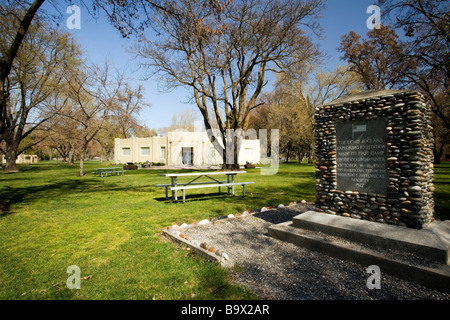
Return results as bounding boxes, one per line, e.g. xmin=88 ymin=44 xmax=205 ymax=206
xmin=268 ymin=90 xmax=450 ymax=292
xmin=314 ymin=89 xmax=435 ymax=229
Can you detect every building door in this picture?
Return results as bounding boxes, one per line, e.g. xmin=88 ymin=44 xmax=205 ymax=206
xmin=182 ymin=147 xmax=193 ymax=165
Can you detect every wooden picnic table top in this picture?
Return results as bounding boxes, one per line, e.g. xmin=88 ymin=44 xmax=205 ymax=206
xmin=95 ymin=167 xmax=123 ymax=170
xmin=158 ymin=171 xmax=246 ymax=177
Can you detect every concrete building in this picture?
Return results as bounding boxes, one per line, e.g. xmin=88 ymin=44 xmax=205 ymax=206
xmin=114 ymin=131 xmax=260 ymax=166
xmin=2 ymin=153 xmax=38 ymax=164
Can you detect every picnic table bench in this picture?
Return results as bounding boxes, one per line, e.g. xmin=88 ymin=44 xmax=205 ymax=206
xmin=93 ymin=167 xmax=124 ymax=177
xmin=156 ymin=171 xmax=254 ymax=203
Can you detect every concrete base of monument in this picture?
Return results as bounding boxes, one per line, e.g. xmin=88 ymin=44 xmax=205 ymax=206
xmin=268 ymin=211 xmax=450 ymax=293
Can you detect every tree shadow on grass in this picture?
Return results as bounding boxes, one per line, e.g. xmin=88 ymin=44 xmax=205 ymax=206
xmin=247 ymin=180 xmax=315 ymax=206
xmin=0 ymin=202 xmax=13 ymax=217
xmin=154 ymin=192 xmax=246 ymax=205
xmin=0 ymin=178 xmax=103 ymax=216
xmin=253 ymin=203 xmax=316 ymax=225
xmin=433 ymin=190 xmax=450 ymax=221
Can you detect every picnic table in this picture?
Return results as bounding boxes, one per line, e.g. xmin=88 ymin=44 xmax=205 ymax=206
xmin=93 ymin=167 xmax=124 ymax=177
xmin=156 ymin=171 xmax=254 ymax=203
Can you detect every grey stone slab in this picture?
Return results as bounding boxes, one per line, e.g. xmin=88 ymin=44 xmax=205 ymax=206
xmin=292 ymin=211 xmax=449 ymax=264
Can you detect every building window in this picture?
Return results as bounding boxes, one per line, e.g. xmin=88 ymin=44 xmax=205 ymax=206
xmin=182 ymin=147 xmax=193 ymax=165
xmin=141 ymin=147 xmax=150 ymax=155
xmin=122 ymin=147 xmax=131 ymax=155
xmin=210 ymin=147 xmax=215 ymax=162
xmin=160 ymin=146 xmax=166 ymax=159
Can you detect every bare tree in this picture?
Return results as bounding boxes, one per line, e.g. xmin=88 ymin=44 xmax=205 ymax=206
xmin=95 ymin=83 xmax=151 ymax=160
xmin=131 ymin=0 xmax=324 ymax=169
xmin=39 ymin=115 xmax=78 ymax=163
xmin=108 ymin=83 xmax=151 ymax=139
xmin=307 ymin=65 xmax=363 ymax=107
xmin=250 ymin=64 xmax=361 ymax=162
xmin=0 ymin=0 xmax=174 ymax=144
xmin=339 ymin=25 xmax=412 ymax=91
xmin=0 ymin=0 xmax=46 ymax=141
xmin=341 ymin=0 xmax=449 ymax=162
xmin=0 ymin=8 xmax=82 ymax=171
xmin=158 ymin=108 xmax=199 ymax=135
xmin=380 ymin=0 xmax=450 ymax=130
xmin=61 ymin=62 xmax=121 ymax=176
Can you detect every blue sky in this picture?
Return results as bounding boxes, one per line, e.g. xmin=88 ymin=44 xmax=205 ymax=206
xmin=43 ymin=0 xmax=380 ymax=130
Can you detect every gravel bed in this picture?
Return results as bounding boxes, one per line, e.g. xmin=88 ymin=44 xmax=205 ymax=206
xmin=182 ymin=204 xmax=450 ymax=300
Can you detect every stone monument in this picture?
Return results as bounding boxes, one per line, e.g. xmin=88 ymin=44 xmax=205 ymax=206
xmin=314 ymin=89 xmax=434 ymax=229
xmin=268 ymin=90 xmax=450 ymax=292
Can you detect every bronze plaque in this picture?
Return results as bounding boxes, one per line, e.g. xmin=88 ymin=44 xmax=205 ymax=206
xmin=336 ymin=118 xmax=387 ymax=195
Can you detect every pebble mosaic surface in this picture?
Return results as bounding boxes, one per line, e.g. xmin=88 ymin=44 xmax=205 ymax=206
xmin=315 ymin=90 xmax=435 ymax=229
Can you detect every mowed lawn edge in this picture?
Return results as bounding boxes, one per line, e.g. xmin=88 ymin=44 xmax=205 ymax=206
xmin=0 ymin=161 xmax=448 ymax=299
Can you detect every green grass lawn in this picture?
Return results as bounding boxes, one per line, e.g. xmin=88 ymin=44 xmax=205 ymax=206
xmin=0 ymin=161 xmax=448 ymax=300
xmin=0 ymin=161 xmax=315 ymax=300
xmin=434 ymin=162 xmax=450 ymax=222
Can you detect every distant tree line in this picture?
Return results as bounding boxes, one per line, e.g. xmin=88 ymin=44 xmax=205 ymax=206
xmin=0 ymin=1 xmax=152 ymax=175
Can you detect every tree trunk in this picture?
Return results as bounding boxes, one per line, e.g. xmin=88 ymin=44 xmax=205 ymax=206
xmin=0 ymin=0 xmax=46 ymax=139
xmin=79 ymin=155 xmax=84 ymax=176
xmin=79 ymin=139 xmax=91 ymax=176
xmin=78 ymin=145 xmax=87 ymax=176
xmin=69 ymin=151 xmax=75 ymax=165
xmin=233 ymin=138 xmax=239 ymax=170
xmin=307 ymin=152 xmax=314 ymax=164
xmin=298 ymin=152 xmax=305 ymax=164
xmin=433 ymin=137 xmax=447 ymax=165
xmin=2 ymin=129 xmax=19 ymax=172
xmin=0 ymin=82 xmax=8 ymax=140
xmin=4 ymin=146 xmax=18 ymax=172
xmin=223 ymin=162 xmax=240 ymax=170
xmin=220 ymin=137 xmax=241 ymax=170
xmin=433 ymin=145 xmax=442 ymax=165
xmin=68 ymin=144 xmax=75 ymax=165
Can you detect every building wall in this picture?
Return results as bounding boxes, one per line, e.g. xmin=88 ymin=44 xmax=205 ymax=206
xmin=2 ymin=154 xmax=38 ymax=164
xmin=114 ymin=136 xmax=168 ymax=164
xmin=114 ymin=131 xmax=260 ymax=166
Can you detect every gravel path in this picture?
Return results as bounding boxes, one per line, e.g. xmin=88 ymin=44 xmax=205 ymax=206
xmin=182 ymin=204 xmax=450 ymax=300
